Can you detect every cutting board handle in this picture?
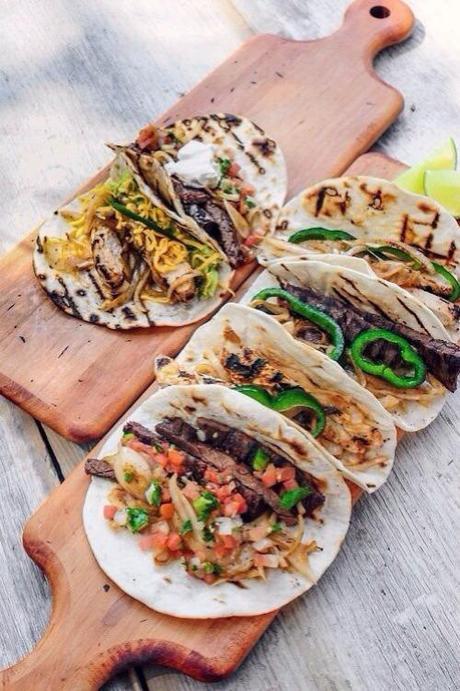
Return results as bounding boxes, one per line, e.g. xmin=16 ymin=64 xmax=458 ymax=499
xmin=337 ymin=0 xmax=414 ymax=57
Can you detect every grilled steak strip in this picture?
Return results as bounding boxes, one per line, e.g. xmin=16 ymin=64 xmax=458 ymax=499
xmin=172 ymin=177 xmax=244 ymax=268
xmin=124 ymin=421 xmax=265 ymax=521
xmin=279 ymin=280 xmax=460 ymax=392
xmin=156 ymin=418 xmax=296 ymax=525
xmin=85 ymin=458 xmax=116 ymax=481
xmin=196 ymin=418 xmax=325 ymax=517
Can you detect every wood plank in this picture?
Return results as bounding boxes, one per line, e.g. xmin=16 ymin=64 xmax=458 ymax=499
xmin=0 ymin=0 xmax=414 ymax=444
xmin=0 ymin=152 xmax=427 ymax=691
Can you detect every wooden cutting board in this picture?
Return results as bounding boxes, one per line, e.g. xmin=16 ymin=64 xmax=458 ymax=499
xmin=0 ymin=0 xmax=414 ymax=443
xmin=0 ymin=152 xmax=407 ymax=690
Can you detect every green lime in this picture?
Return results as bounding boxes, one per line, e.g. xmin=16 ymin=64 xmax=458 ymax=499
xmin=394 ymin=137 xmax=457 ymax=194
xmin=423 ymin=169 xmax=460 ymax=216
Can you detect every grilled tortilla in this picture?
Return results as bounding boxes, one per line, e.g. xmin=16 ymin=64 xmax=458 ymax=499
xmin=260 ymin=176 xmax=460 ymax=341
xmin=155 ymin=303 xmax=397 ymax=493
xmin=83 ymin=384 xmax=351 ymax=618
xmin=239 ymin=259 xmax=460 ymax=431
xmin=118 ymin=113 xmax=287 ymax=268
xmin=33 ymin=153 xmax=232 ymax=329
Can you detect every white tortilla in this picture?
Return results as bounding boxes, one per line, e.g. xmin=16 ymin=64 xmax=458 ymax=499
xmin=83 ymin=384 xmax=351 ymax=618
xmin=239 ymin=260 xmax=449 ymax=431
xmin=161 ymin=303 xmax=397 ymax=492
xmin=270 ymin=175 xmax=460 ymax=266
xmin=33 ymin=155 xmax=233 ymax=330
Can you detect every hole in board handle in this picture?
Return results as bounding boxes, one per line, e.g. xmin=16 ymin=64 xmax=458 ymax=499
xmin=370 ymin=5 xmax=391 ymax=18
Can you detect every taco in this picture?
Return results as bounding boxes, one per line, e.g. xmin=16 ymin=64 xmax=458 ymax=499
xmin=33 ymin=152 xmax=232 ymax=329
xmin=155 ymin=303 xmax=397 ymax=492
xmin=83 ymin=384 xmax=351 ymax=618
xmin=239 ymin=259 xmax=460 ymax=431
xmin=116 ymin=113 xmax=287 ymax=268
xmin=260 ymin=176 xmax=460 ymax=341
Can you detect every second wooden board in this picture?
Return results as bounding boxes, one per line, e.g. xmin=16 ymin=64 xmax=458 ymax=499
xmin=0 ymin=153 xmax=409 ymax=691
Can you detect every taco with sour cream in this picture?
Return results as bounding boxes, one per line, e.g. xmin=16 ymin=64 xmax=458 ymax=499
xmin=33 ymin=113 xmax=286 ymax=329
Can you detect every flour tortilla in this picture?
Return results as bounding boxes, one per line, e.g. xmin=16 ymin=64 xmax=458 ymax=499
xmin=83 ymin=384 xmax=351 ymax=618
xmin=269 ymin=175 xmax=460 ymax=266
xmin=33 ymin=154 xmax=233 ymax=330
xmin=157 ymin=303 xmax=397 ymax=492
xmin=259 ymin=175 xmax=460 ymax=340
xmin=130 ymin=113 xmax=288 ymax=237
xmin=239 ymin=260 xmax=449 ymax=431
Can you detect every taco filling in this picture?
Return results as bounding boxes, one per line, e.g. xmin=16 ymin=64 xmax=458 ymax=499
xmin=41 ymin=169 xmax=223 ymax=312
xmin=248 ymin=278 xmax=460 ymax=415
xmin=86 ymin=418 xmax=325 ymax=585
xmin=120 ymin=114 xmax=286 ymax=268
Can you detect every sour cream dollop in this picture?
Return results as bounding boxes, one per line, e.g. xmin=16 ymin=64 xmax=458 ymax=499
xmin=164 ymin=140 xmax=219 ymax=188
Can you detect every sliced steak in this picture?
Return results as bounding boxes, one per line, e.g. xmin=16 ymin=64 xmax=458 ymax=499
xmin=279 ymin=280 xmax=460 ymax=392
xmin=196 ymin=418 xmax=325 ymax=517
xmin=85 ymin=458 xmax=116 ymax=481
xmin=156 ymin=418 xmax=296 ymax=525
xmin=124 ymin=421 xmax=264 ymax=521
xmin=172 ymin=177 xmax=244 ymax=268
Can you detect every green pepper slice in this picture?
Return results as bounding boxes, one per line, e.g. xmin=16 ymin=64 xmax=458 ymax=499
xmin=234 ymin=385 xmax=326 ymax=438
xmin=233 ymin=383 xmax=273 ymax=408
xmin=431 ymin=262 xmax=460 ymax=302
xmin=252 ymin=287 xmax=344 ymax=361
xmin=109 ymin=198 xmax=176 ymax=240
xmin=288 ymin=227 xmax=355 ymax=243
xmin=350 ymin=328 xmax=426 ymax=388
xmin=369 ymin=245 xmax=423 ymax=269
xmin=271 ymin=387 xmax=326 ymax=437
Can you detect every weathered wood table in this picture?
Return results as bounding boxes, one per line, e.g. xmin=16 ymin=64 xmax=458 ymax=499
xmin=1 ymin=1 xmax=459 ymax=689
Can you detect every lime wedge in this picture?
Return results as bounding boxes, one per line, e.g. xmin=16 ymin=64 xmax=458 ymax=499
xmin=394 ymin=137 xmax=457 ymax=194
xmin=423 ymin=169 xmax=460 ymax=216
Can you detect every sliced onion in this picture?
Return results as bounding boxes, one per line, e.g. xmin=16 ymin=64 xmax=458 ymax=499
xmin=223 ymin=199 xmax=250 ymax=239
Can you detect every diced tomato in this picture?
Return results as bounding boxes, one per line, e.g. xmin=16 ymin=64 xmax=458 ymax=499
xmin=228 ymin=162 xmax=241 ymax=177
xmin=153 ymin=452 xmax=169 ymax=467
xmin=283 ymin=479 xmax=298 ymax=490
xmin=183 ymin=481 xmax=200 ymax=500
xmin=159 ymin=503 xmax=175 ymax=520
xmin=136 ymin=123 xmax=157 ymax=150
xmin=151 ymin=533 xmax=169 ymax=550
xmin=232 ymin=493 xmax=247 ymax=514
xmin=222 ymin=534 xmax=238 ymax=550
xmin=215 ymin=485 xmax=232 ymax=501
xmin=139 ymin=534 xmax=156 ymax=551
xmin=103 ymin=505 xmax=117 ymax=520
xmin=166 ymin=532 xmax=182 ymax=551
xmin=224 ymin=502 xmax=237 ymax=517
xmin=244 ymin=233 xmax=263 ymax=248
xmin=161 ymin=487 xmax=171 ymax=502
xmin=214 ymin=543 xmax=228 ymax=559
xmin=203 ymin=574 xmax=216 ymax=585
xmin=168 ymin=448 xmax=185 ymax=469
xmin=278 ymin=466 xmax=296 ymax=482
xmin=261 ymin=466 xmax=278 ymax=487
xmin=204 ymin=468 xmax=220 ymax=484
xmin=240 ymin=183 xmax=255 ymax=196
